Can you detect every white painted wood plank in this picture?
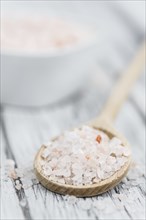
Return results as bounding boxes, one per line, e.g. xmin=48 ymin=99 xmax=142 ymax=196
xmin=1 ymin=129 xmax=25 ymax=220
xmin=1 ymin=177 xmax=25 ymax=220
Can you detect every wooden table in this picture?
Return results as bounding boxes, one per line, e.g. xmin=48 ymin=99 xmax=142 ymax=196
xmin=1 ymin=3 xmax=145 ymax=220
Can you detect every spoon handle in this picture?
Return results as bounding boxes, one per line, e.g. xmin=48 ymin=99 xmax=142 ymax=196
xmin=100 ymin=42 xmax=145 ymax=122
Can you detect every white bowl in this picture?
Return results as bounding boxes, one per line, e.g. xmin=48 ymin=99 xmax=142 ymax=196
xmin=1 ymin=0 xmax=98 ymax=107
xmin=1 ymin=31 xmax=98 ymax=107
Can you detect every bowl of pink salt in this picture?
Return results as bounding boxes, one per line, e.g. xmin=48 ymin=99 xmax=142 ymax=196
xmin=1 ymin=14 xmax=98 ymax=106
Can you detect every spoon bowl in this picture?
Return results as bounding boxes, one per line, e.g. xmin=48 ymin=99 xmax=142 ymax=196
xmin=34 ymin=119 xmax=131 ymax=197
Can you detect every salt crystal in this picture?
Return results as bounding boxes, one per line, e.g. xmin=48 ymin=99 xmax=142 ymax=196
xmin=109 ymin=137 xmax=122 ymax=148
xmin=48 ymin=158 xmax=58 ymax=169
xmin=39 ymin=160 xmax=46 ymax=166
xmin=98 ymin=155 xmax=108 ymax=165
xmin=8 ymin=170 xmax=18 ymax=179
xmin=16 ymin=180 xmax=20 ymax=185
xmin=15 ymin=184 xmax=22 ymax=190
xmin=92 ymin=177 xmax=100 ymax=183
xmin=56 ymin=178 xmax=65 ymax=184
xmin=122 ymin=147 xmax=131 ymax=157
xmin=116 ymin=157 xmax=127 ymax=167
xmin=43 ymin=169 xmax=52 ymax=176
xmin=106 ymin=156 xmax=116 ymax=165
xmin=104 ymin=165 xmax=112 ymax=173
xmin=15 ymin=180 xmax=22 ymax=190
xmin=64 ymin=178 xmax=72 ymax=185
xmin=42 ymin=148 xmax=50 ymax=159
xmin=97 ymin=169 xmax=104 ymax=179
xmin=44 ymin=141 xmax=52 ymax=147
xmin=43 ymin=165 xmax=52 ymax=176
xmin=53 ymin=168 xmax=70 ymax=177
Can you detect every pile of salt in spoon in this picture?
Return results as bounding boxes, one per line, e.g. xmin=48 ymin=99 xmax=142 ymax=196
xmin=40 ymin=126 xmax=130 ymax=186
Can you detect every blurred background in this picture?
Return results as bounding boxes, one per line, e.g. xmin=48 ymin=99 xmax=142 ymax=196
xmin=1 ymin=0 xmax=145 ymax=107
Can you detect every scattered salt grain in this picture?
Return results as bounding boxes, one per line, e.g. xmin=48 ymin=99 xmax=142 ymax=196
xmin=15 ymin=184 xmax=22 ymax=190
xmin=40 ymin=126 xmax=130 ymax=186
xmin=4 ymin=160 xmax=18 ymax=180
xmin=15 ymin=180 xmax=20 ymax=185
xmin=15 ymin=180 xmax=22 ymax=190
xmin=8 ymin=170 xmax=18 ymax=180
xmin=2 ymin=161 xmax=39 ymax=190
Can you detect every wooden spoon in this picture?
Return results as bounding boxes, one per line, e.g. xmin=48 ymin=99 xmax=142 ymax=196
xmin=34 ymin=43 xmax=145 ymax=197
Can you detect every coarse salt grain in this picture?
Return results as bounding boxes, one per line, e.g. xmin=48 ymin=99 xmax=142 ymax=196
xmin=96 ymin=135 xmax=102 ymax=143
xmin=8 ymin=170 xmax=18 ymax=180
xmin=15 ymin=184 xmax=22 ymax=190
xmin=15 ymin=180 xmax=22 ymax=190
xmin=40 ymin=126 xmax=130 ymax=186
xmin=42 ymin=148 xmax=50 ymax=159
